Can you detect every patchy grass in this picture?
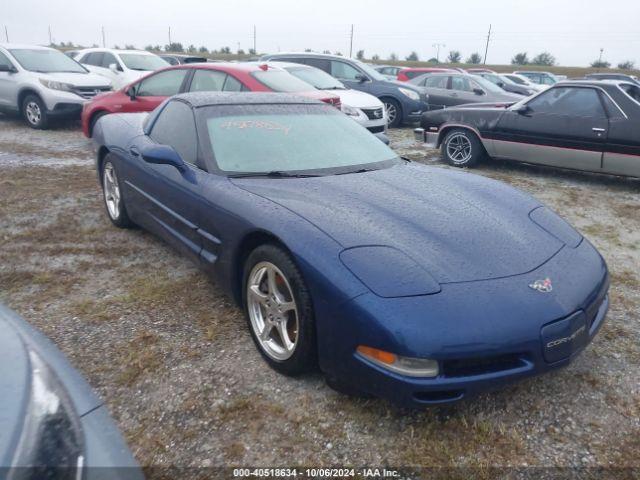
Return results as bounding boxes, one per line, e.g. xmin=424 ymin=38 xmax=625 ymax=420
xmin=117 ymin=331 xmax=163 ymax=386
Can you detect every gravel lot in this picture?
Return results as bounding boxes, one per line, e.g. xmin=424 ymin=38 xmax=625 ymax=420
xmin=1 ymin=113 xmax=639 ymax=476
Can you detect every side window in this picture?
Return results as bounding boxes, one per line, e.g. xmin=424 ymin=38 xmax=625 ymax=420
xmin=0 ymin=51 xmax=13 ymax=69
xmin=101 ymin=52 xmax=118 ymax=69
xmin=542 ymin=76 xmax=555 ymax=85
xmin=405 ymin=71 xmax=421 ymax=79
xmin=85 ymin=52 xmax=104 ymax=66
xmin=425 ymin=76 xmax=448 ymax=88
xmin=527 ymin=87 xmax=605 ymax=117
xmin=450 ymin=76 xmax=472 ymax=92
xmin=189 ymin=69 xmax=227 ymax=92
xmin=305 ymin=58 xmax=331 ymax=73
xmin=222 ymin=75 xmax=243 ymax=92
xmin=330 ymin=61 xmax=361 ymax=81
xmin=599 ymin=92 xmax=626 ymax=119
xmin=163 ymin=57 xmax=179 ymax=66
xmin=150 ymin=101 xmax=197 ymax=165
xmin=620 ymin=84 xmax=640 ymax=103
xmin=137 ymin=69 xmax=188 ymax=96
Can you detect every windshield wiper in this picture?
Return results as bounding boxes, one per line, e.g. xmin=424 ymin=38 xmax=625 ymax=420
xmin=228 ymin=170 xmax=322 ymax=178
xmin=335 ymin=168 xmax=377 ymax=175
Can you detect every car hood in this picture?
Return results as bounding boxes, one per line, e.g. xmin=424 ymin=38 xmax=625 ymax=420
xmin=330 ymin=88 xmax=383 ymax=109
xmin=39 ymin=71 xmax=112 ymax=88
xmin=232 ymin=163 xmax=565 ymax=284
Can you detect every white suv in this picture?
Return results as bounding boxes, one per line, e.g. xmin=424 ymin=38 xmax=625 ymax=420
xmin=76 ymin=48 xmax=169 ymax=89
xmin=0 ymin=43 xmax=112 ymax=129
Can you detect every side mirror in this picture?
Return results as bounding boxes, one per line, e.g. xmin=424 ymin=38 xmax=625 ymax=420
xmin=473 ymin=88 xmax=485 ymax=96
xmin=141 ymin=145 xmax=186 ymax=171
xmin=109 ymin=63 xmax=121 ymax=73
xmin=127 ymin=86 xmax=137 ymax=100
xmin=515 ymin=104 xmax=532 ymax=116
xmin=497 ymin=81 xmax=505 ymax=88
xmin=355 ymin=73 xmax=368 ymax=83
xmin=0 ymin=64 xmax=17 ymax=73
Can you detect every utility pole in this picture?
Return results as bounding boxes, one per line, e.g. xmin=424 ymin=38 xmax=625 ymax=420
xmin=168 ymin=27 xmax=172 ymax=47
xmin=4 ymin=26 xmax=7 ymax=42
xmin=432 ymin=43 xmax=445 ymax=63
xmin=349 ymin=24 xmax=354 ymax=58
xmin=48 ymin=25 xmax=52 ymax=45
xmin=101 ymin=26 xmax=105 ymax=47
xmin=237 ymin=42 xmax=241 ymax=54
xmin=483 ymin=24 xmax=492 ymax=65
xmin=253 ymin=25 xmax=256 ymax=53
xmin=597 ymin=48 xmax=604 ymax=71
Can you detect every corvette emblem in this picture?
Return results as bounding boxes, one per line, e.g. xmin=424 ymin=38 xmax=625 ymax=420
xmin=529 ymin=278 xmax=553 ymax=293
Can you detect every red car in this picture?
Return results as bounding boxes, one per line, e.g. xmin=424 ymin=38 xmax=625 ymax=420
xmin=81 ymin=63 xmax=340 ymax=137
xmin=396 ymin=67 xmax=454 ymax=82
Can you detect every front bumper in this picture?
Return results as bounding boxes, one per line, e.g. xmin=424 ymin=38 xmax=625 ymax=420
xmin=402 ymin=96 xmax=429 ymax=123
xmin=318 ymin=239 xmax=609 ymax=407
xmin=414 ymin=127 xmax=439 ymax=149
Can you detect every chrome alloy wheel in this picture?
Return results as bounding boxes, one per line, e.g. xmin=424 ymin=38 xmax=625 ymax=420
xmin=25 ymin=101 xmax=42 ymax=125
xmin=384 ymin=102 xmax=397 ymax=125
xmin=103 ymin=162 xmax=121 ymax=220
xmin=247 ymin=261 xmax=299 ymax=361
xmin=446 ymin=133 xmax=473 ymax=164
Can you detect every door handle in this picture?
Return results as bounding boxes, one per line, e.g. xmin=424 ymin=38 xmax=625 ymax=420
xmin=129 ymin=146 xmax=140 ymax=157
xmin=592 ymin=127 xmax=606 ymax=132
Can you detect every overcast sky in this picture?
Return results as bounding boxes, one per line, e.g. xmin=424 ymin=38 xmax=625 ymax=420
xmin=3 ymin=0 xmax=639 ymax=67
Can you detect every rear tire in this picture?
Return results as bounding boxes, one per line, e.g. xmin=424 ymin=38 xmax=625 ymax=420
xmin=441 ymin=128 xmax=485 ymax=167
xmin=101 ymin=154 xmax=133 ymax=228
xmin=22 ymin=94 xmax=49 ymax=129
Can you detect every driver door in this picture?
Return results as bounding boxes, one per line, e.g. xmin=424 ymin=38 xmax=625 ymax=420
xmin=124 ymin=100 xmax=207 ymax=263
xmin=493 ymin=86 xmax=608 ymax=171
xmin=122 ymin=68 xmax=190 ymax=113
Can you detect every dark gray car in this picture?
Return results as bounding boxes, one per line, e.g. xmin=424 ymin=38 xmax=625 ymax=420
xmin=408 ymin=72 xmax=521 ymax=110
xmin=472 ymin=72 xmax=537 ymax=96
xmin=0 ymin=304 xmax=142 ymax=480
xmin=260 ymin=53 xmax=428 ymax=127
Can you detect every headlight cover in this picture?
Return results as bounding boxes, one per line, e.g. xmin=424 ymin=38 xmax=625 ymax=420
xmin=10 ymin=350 xmax=84 ymax=478
xmin=39 ymin=78 xmax=74 ymax=92
xmin=529 ymin=206 xmax=582 ymax=248
xmin=398 ymin=87 xmax=420 ymax=101
xmin=341 ymin=104 xmax=361 ymax=117
xmin=340 ymin=246 xmax=441 ymax=297
xmin=357 ymin=345 xmax=439 ymax=377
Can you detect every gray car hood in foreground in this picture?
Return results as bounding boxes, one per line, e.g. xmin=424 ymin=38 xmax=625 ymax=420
xmin=233 ymin=163 xmax=565 ymax=284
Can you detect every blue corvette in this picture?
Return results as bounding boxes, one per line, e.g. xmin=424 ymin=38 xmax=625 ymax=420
xmin=93 ymin=92 xmax=609 ymax=407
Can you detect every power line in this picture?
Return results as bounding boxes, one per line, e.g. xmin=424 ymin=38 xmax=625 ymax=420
xmin=483 ymin=24 xmax=492 ymax=64
xmin=349 ymin=24 xmax=354 ymax=58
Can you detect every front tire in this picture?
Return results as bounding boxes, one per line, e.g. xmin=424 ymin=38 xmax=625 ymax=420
xmin=89 ymin=111 xmax=108 ymax=137
xmin=101 ymin=154 xmax=133 ymax=228
xmin=382 ymin=98 xmax=402 ymax=128
xmin=243 ymin=244 xmax=316 ymax=376
xmin=22 ymin=94 xmax=49 ymax=129
xmin=441 ymin=128 xmax=485 ymax=167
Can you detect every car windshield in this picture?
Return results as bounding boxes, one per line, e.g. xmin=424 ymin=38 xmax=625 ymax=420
xmin=353 ymin=60 xmax=386 ymax=81
xmin=201 ymin=104 xmax=399 ymax=174
xmin=285 ymin=66 xmax=346 ymax=90
xmin=251 ymin=70 xmax=315 ymax=92
xmin=473 ymin=75 xmax=506 ymax=94
xmin=9 ymin=48 xmax=87 ymax=73
xmin=119 ymin=53 xmax=169 ymax=71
